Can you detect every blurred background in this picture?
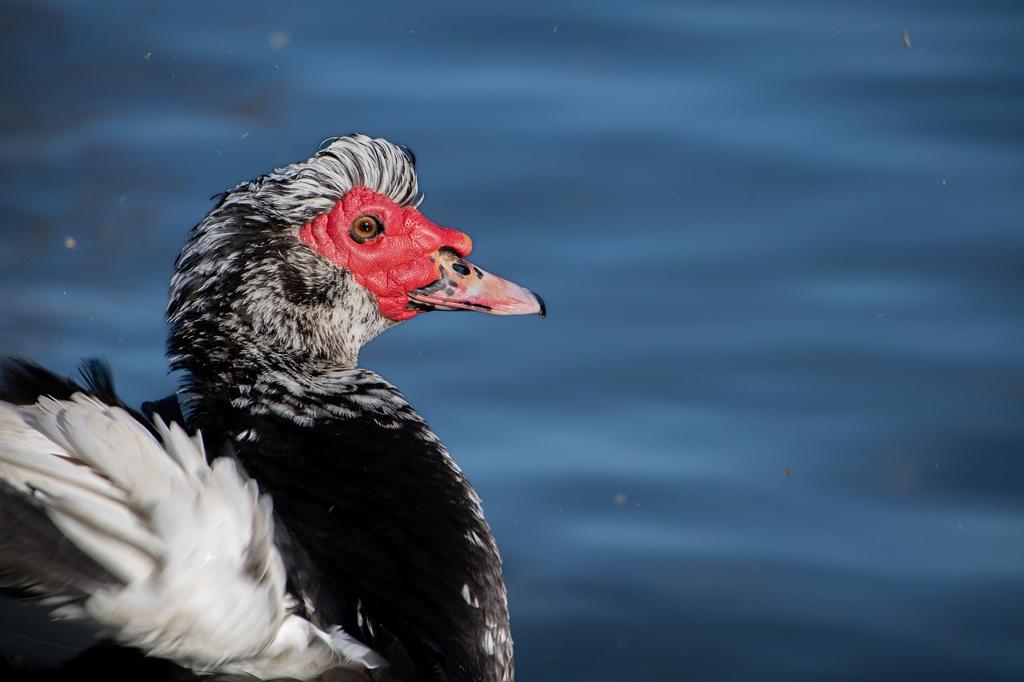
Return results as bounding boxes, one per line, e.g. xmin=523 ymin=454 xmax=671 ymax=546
xmin=1 ymin=1 xmax=1022 ymax=679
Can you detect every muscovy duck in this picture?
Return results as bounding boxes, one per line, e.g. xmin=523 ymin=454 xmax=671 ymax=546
xmin=0 ymin=134 xmax=543 ymax=681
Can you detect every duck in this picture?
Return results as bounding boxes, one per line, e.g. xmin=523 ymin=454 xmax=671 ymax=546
xmin=0 ymin=134 xmax=544 ymax=681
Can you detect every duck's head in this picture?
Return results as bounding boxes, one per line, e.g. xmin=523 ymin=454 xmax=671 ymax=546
xmin=168 ymin=134 xmax=543 ymax=377
xmin=299 ymin=183 xmax=544 ymax=323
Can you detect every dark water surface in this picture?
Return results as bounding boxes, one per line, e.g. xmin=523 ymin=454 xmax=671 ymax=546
xmin=2 ymin=1 xmax=1023 ymax=679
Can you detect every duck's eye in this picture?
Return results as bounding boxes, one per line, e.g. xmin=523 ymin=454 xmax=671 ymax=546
xmin=350 ymin=215 xmax=384 ymax=243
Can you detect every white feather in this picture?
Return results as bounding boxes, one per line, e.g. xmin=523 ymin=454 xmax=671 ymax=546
xmin=0 ymin=394 xmax=382 ymax=679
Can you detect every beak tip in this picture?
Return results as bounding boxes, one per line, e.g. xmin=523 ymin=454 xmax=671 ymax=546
xmin=533 ymin=292 xmax=547 ymax=319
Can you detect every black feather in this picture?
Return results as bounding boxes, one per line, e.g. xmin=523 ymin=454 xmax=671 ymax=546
xmin=0 ymin=359 xmax=81 ymax=405
xmin=0 ymin=480 xmax=122 ymax=599
xmin=141 ymin=394 xmax=187 ymax=427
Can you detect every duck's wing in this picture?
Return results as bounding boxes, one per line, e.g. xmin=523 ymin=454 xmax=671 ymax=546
xmin=0 ymin=362 xmax=384 ymax=680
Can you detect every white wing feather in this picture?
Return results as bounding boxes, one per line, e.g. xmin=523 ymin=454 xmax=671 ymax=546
xmin=0 ymin=394 xmax=384 ymax=679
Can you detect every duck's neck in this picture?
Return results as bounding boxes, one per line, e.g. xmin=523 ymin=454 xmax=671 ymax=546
xmin=182 ymin=359 xmax=515 ymax=682
xmin=168 ymin=232 xmax=395 ymax=393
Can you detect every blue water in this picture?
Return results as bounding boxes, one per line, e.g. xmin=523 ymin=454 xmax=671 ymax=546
xmin=1 ymin=1 xmax=1023 ymax=679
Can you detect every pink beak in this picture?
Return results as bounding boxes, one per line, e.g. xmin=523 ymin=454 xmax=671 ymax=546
xmin=407 ymin=248 xmax=545 ymax=317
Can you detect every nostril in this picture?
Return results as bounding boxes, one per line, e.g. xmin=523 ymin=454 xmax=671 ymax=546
xmin=451 ymin=262 xmax=471 ymax=276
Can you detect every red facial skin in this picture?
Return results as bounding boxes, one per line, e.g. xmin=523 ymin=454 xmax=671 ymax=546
xmin=298 ymin=186 xmax=473 ymax=321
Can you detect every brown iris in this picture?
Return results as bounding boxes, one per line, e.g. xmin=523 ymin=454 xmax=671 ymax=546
xmin=350 ymin=214 xmax=384 ymax=243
